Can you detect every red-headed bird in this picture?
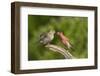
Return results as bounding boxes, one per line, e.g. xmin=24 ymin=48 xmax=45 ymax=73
xmin=56 ymin=32 xmax=72 ymax=50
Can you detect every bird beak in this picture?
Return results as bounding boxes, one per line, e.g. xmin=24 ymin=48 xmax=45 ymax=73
xmin=56 ymin=32 xmax=60 ymax=35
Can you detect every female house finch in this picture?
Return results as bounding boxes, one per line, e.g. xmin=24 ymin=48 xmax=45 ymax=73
xmin=39 ymin=30 xmax=55 ymax=45
xmin=56 ymin=32 xmax=72 ymax=49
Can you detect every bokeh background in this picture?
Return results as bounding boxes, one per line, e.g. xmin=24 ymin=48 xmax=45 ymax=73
xmin=28 ymin=15 xmax=88 ymax=60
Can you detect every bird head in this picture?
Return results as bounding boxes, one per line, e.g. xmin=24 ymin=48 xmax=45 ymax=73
xmin=56 ymin=31 xmax=63 ymax=36
xmin=48 ymin=30 xmax=55 ymax=35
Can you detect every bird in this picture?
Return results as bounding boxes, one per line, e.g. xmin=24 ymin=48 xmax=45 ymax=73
xmin=39 ymin=30 xmax=55 ymax=45
xmin=56 ymin=31 xmax=72 ymax=50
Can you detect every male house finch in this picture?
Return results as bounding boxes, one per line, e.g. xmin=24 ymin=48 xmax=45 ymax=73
xmin=39 ymin=30 xmax=55 ymax=45
xmin=56 ymin=32 xmax=72 ymax=49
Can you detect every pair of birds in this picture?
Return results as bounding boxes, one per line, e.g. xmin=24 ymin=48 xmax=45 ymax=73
xmin=39 ymin=30 xmax=72 ymax=49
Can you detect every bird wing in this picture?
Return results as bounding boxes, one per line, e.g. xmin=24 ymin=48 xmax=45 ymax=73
xmin=39 ymin=32 xmax=51 ymax=44
xmin=40 ymin=33 xmax=47 ymax=39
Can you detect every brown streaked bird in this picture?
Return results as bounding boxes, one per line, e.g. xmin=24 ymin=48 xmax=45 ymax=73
xmin=56 ymin=32 xmax=72 ymax=49
xmin=39 ymin=30 xmax=55 ymax=45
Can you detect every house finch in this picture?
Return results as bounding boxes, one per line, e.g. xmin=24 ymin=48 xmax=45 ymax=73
xmin=56 ymin=32 xmax=72 ymax=49
xmin=39 ymin=30 xmax=55 ymax=45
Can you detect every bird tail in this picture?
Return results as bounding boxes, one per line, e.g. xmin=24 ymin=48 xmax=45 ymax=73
xmin=64 ymin=42 xmax=75 ymax=51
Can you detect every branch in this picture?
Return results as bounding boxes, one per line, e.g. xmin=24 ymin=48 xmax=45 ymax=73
xmin=45 ymin=44 xmax=74 ymax=59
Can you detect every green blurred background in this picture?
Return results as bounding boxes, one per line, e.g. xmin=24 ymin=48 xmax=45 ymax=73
xmin=28 ymin=15 xmax=88 ymax=60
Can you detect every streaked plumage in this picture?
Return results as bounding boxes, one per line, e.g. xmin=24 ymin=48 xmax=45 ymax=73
xmin=39 ymin=30 xmax=55 ymax=45
xmin=57 ymin=32 xmax=72 ymax=49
